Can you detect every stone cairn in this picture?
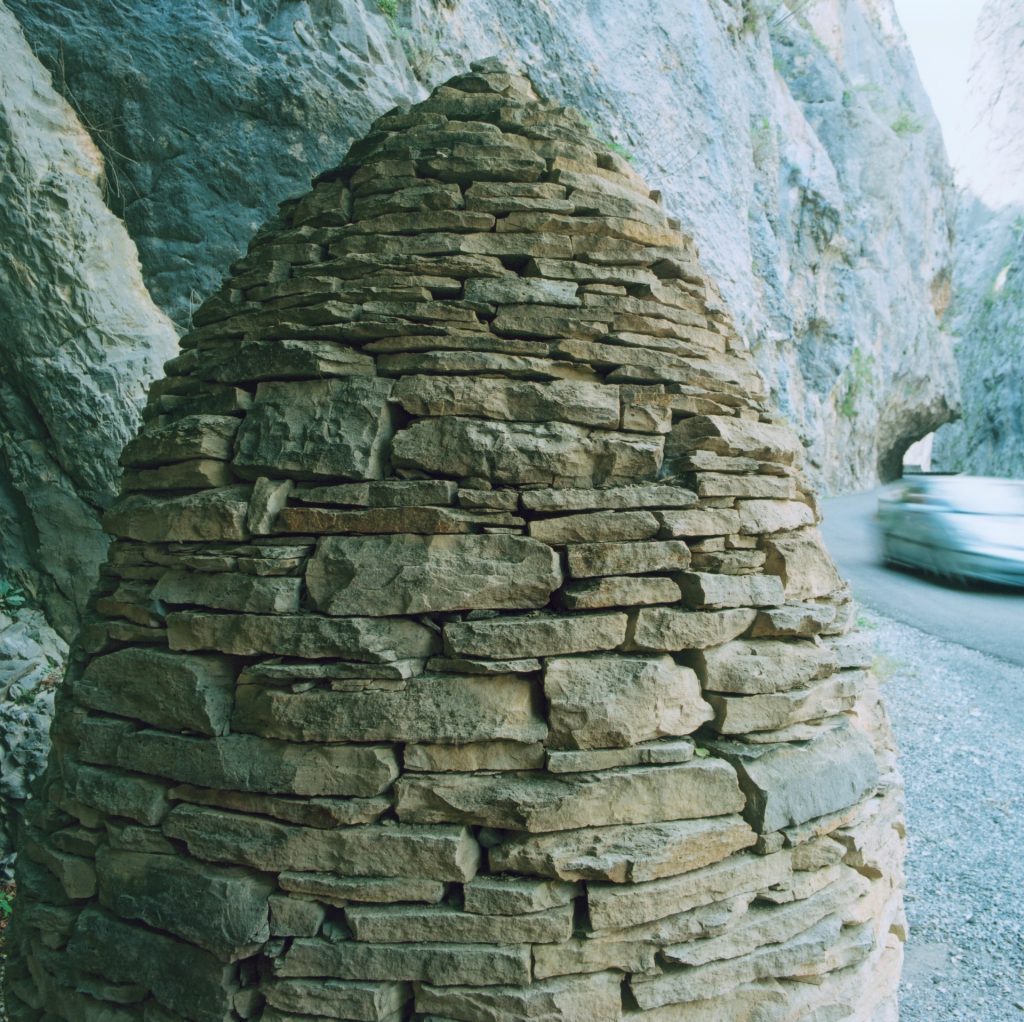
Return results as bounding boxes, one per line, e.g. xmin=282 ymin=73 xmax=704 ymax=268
xmin=6 ymin=60 xmax=905 ymax=1022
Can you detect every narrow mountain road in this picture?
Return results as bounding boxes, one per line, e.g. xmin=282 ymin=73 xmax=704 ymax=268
xmin=824 ymin=490 xmax=1024 ymax=1019
xmin=821 ymin=489 xmax=1024 ymax=666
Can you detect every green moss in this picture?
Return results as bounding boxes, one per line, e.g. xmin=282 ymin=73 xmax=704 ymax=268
xmin=377 ymin=0 xmax=398 ymax=20
xmin=582 ymin=120 xmax=635 ymax=163
xmin=605 ymin=139 xmax=635 ymax=163
xmin=890 ymin=109 xmax=924 ymax=136
xmin=0 ymin=579 xmax=26 ymax=615
xmin=751 ymin=114 xmax=773 ymax=165
xmin=838 ymin=348 xmax=875 ymax=419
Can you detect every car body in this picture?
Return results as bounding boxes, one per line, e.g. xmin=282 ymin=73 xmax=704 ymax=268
xmin=876 ymin=474 xmax=1024 ymax=587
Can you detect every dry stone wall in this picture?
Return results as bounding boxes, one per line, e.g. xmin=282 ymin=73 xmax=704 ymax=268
xmin=6 ymin=62 xmax=905 ymax=1022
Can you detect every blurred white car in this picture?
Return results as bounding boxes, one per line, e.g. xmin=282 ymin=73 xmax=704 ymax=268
xmin=877 ymin=475 xmax=1024 ymax=587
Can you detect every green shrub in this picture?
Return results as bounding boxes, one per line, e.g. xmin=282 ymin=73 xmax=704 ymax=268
xmin=890 ymin=109 xmax=924 ymax=136
xmin=0 ymin=579 xmax=27 ymax=615
xmin=838 ymin=348 xmax=875 ymax=419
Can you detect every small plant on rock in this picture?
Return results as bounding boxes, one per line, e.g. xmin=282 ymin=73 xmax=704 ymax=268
xmin=604 ymin=139 xmax=635 ymax=163
xmin=838 ymin=348 xmax=875 ymax=419
xmin=0 ymin=579 xmax=27 ymax=615
xmin=890 ymin=109 xmax=924 ymax=136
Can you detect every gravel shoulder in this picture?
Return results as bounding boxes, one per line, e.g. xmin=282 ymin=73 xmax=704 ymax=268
xmin=863 ymin=608 xmax=1024 ymax=1020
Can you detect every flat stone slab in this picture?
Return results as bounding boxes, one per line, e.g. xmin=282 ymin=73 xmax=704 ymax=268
xmin=263 ymin=978 xmax=410 ymax=1021
xmin=66 ymin=908 xmax=235 ymax=1022
xmin=668 ymin=415 xmax=802 ymax=465
xmin=104 ymin=486 xmax=251 ymax=543
xmin=704 ymin=724 xmax=880 ymax=832
xmin=543 ymin=654 xmax=711 ymax=749
xmin=586 ymin=851 xmax=793 ymax=931
xmin=95 ymin=847 xmax=273 ymax=958
xmin=278 ymin=873 xmax=445 ymax=907
xmin=292 ymin=479 xmax=457 ymax=508
xmin=306 ymin=533 xmax=561 ymax=616
xmin=707 ymin=673 xmax=862 ymax=735
xmin=394 ymin=759 xmax=744 ymax=833
xmin=166 ymin=785 xmax=389 ymax=829
xmin=152 ymin=569 xmax=302 ymax=614
xmin=663 ymin=871 xmax=867 ymax=968
xmin=163 ymin=805 xmax=480 ymax=881
xmin=274 ymin=938 xmax=531 ymax=987
xmin=444 ymin=612 xmax=628 ymax=658
xmin=750 ymin=603 xmax=837 ymax=637
xmin=392 ymin=375 xmax=619 ymax=428
xmin=121 ymin=414 xmax=239 ymax=468
xmin=695 ymin=639 xmax=838 ymax=695
xmin=167 ymin=611 xmax=439 ymax=662
xmin=462 ymin=876 xmax=580 ymax=916
xmin=738 ymin=499 xmax=816 ymax=535
xmin=404 ymin=741 xmax=545 ymax=772
xmin=562 ymin=575 xmax=681 ymax=609
xmin=489 ymin=815 xmax=757 ymax=883
xmin=546 ymin=737 xmax=695 ymax=774
xmin=231 ymin=673 xmax=545 ymax=744
xmin=656 ymin=508 xmax=741 ymax=538
xmin=764 ymin=529 xmax=843 ymax=600
xmin=392 ymin=417 xmax=663 ymax=487
xmin=275 ymin=504 xmax=522 ymax=535
xmin=676 ymin=572 xmax=785 ymax=609
xmin=64 ymin=761 xmax=170 ymax=827
xmin=630 ymin=607 xmax=756 ymax=651
xmin=630 ymin=914 xmax=841 ymax=1009
xmin=75 ymin=648 xmax=235 ymax=737
xmin=102 ymin=729 xmax=399 ymax=797
xmin=528 ymin=510 xmax=660 ymax=545
xmin=415 ymin=971 xmax=623 ymax=1021
xmin=566 ymin=541 xmax=691 ymax=578
xmin=521 ymin=484 xmax=696 ymax=512
xmin=345 ymin=902 xmax=574 ymax=944
xmin=233 ymin=377 xmax=395 ymax=480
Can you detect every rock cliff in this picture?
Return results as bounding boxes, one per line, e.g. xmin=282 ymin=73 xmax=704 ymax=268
xmin=0 ymin=0 xmax=959 ymax=871
xmin=0 ymin=1 xmax=177 ymax=867
xmin=6 ymin=65 xmax=905 ymax=1020
xmin=0 ymin=4 xmax=177 ymax=640
xmin=932 ymin=0 xmax=1024 ymax=477
xmin=8 ymin=0 xmax=958 ymax=495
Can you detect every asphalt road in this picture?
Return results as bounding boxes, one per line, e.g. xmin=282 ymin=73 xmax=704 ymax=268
xmin=820 ymin=489 xmax=1024 ymax=667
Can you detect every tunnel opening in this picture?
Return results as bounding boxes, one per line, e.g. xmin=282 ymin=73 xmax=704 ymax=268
xmin=901 ymin=433 xmax=935 ymax=475
xmin=876 ymin=394 xmax=960 ymax=484
xmin=878 ymin=428 xmax=937 ymax=483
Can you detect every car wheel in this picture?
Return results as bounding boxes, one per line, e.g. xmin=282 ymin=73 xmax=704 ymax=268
xmin=880 ymin=534 xmax=897 ymax=567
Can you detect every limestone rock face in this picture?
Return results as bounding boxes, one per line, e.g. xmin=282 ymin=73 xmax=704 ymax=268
xmin=6 ymin=0 xmax=958 ymax=494
xmin=0 ymin=0 xmax=178 ymax=872
xmin=0 ymin=3 xmax=177 ymax=638
xmin=6 ymin=66 xmax=905 ymax=1022
xmin=933 ymin=0 xmax=1024 ymax=478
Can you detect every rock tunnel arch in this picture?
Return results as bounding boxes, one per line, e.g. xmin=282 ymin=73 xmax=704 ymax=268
xmin=6 ymin=60 xmax=906 ymax=1022
xmin=876 ymin=390 xmax=959 ymax=484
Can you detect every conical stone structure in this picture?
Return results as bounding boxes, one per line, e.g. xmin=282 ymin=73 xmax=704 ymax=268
xmin=6 ymin=60 xmax=905 ymax=1022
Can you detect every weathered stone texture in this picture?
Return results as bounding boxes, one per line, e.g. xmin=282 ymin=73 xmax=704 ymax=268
xmin=6 ymin=63 xmax=903 ymax=1022
xmin=307 ymin=533 xmax=561 ymax=615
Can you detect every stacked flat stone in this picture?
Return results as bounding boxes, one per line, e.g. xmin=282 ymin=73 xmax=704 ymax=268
xmin=6 ymin=60 xmax=905 ymax=1022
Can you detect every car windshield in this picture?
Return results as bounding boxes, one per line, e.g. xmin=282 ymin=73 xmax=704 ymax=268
xmin=904 ymin=478 xmax=1024 ymax=515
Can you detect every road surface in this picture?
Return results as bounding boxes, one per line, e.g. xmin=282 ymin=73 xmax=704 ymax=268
xmin=820 ymin=489 xmax=1024 ymax=666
